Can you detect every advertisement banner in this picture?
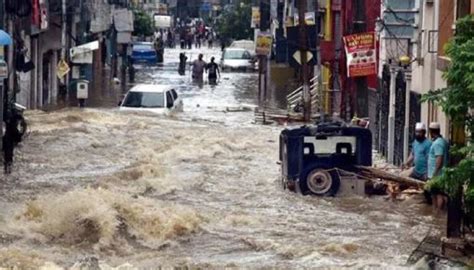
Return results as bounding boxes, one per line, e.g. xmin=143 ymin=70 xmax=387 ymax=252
xmin=343 ymin=32 xmax=377 ymax=78
xmin=255 ymin=31 xmax=272 ymax=56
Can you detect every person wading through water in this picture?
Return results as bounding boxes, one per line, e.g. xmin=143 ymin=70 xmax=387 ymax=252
xmin=192 ymin=53 xmax=206 ymax=82
xmin=178 ymin=52 xmax=187 ymax=75
xmin=206 ymin=57 xmax=220 ymax=85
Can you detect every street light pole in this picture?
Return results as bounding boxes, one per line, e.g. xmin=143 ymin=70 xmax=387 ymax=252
xmin=387 ymin=66 xmax=397 ymax=164
xmin=403 ymin=70 xmax=412 ymax=163
xmin=298 ymin=0 xmax=311 ymax=121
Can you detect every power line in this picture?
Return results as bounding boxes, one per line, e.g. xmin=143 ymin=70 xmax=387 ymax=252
xmin=380 ymin=20 xmax=409 ymax=61
xmin=386 ymin=7 xmax=415 ymax=24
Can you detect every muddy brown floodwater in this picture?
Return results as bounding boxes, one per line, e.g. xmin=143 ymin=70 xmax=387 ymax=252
xmin=0 ymin=48 xmax=446 ymax=269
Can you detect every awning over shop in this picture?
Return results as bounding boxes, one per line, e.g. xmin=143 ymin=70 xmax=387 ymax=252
xmin=70 ymin=41 xmax=100 ymax=64
xmin=0 ymin=30 xmax=12 ymax=46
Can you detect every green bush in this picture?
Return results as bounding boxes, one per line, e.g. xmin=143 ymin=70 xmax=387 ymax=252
xmin=216 ymin=1 xmax=253 ymax=42
xmin=133 ymin=9 xmax=154 ymax=37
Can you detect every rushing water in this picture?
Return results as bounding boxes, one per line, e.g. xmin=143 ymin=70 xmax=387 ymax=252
xmin=0 ymin=48 xmax=447 ymax=269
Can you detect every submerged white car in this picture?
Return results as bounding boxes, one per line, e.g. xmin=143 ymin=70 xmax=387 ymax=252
xmin=119 ymin=84 xmax=183 ymax=115
xmin=221 ymin=48 xmax=257 ymax=72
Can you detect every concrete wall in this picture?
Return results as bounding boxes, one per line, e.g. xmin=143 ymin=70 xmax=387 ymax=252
xmin=17 ymin=33 xmax=32 ymax=108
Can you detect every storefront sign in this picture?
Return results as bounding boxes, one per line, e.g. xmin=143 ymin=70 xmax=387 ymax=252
xmin=255 ymin=31 xmax=272 ymax=56
xmin=251 ymin=7 xmax=260 ymax=28
xmin=57 ymin=59 xmax=70 ymax=79
xmin=294 ymin=12 xmax=316 ymax=26
xmin=343 ymin=32 xmax=377 ymax=78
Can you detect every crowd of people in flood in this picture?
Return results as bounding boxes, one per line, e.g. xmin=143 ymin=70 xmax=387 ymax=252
xmin=154 ymin=21 xmax=219 ymax=52
xmin=151 ymin=20 xmax=223 ymax=85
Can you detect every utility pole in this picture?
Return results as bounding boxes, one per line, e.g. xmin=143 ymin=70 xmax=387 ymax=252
xmin=314 ymin=0 xmax=322 ymax=116
xmin=60 ymin=0 xmax=67 ymax=104
xmin=7 ymin=15 xmax=13 ymax=103
xmin=0 ymin=0 xmax=3 ymax=30
xmin=332 ymin=0 xmax=342 ymax=117
xmin=298 ymin=0 xmax=311 ymax=121
xmin=0 ymin=0 xmax=4 ymax=151
xmin=258 ymin=0 xmax=270 ymax=107
xmin=61 ymin=0 xmax=67 ymax=61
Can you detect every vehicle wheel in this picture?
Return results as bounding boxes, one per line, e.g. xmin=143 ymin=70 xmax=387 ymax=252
xmin=300 ymin=167 xmax=340 ymax=196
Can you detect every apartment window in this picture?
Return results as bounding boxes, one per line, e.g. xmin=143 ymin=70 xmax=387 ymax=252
xmin=437 ymin=0 xmax=454 ymax=57
xmin=456 ymin=0 xmax=471 ymax=19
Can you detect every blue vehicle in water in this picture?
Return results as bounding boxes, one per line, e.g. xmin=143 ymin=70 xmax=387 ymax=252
xmin=131 ymin=42 xmax=158 ymax=64
xmin=279 ymin=121 xmax=372 ymax=196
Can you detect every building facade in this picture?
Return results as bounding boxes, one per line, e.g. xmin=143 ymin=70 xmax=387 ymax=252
xmin=271 ymin=0 xmax=380 ymax=118
xmin=375 ymin=0 xmax=473 ymax=165
xmin=1 ymin=0 xmax=133 ymax=110
xmin=411 ymin=0 xmax=473 ymax=137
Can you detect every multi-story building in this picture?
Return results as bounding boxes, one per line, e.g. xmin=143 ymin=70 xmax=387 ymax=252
xmin=272 ymin=0 xmax=380 ymax=120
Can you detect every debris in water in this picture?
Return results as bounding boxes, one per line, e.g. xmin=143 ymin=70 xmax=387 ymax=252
xmin=0 ymin=248 xmax=62 ymax=269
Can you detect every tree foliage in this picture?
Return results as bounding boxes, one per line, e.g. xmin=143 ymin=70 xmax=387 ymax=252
xmin=133 ymin=9 xmax=154 ymax=37
xmin=423 ymin=15 xmax=474 ymax=221
xmin=215 ymin=1 xmax=253 ymax=43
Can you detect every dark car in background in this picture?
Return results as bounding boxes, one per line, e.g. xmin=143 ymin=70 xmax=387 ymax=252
xmin=131 ymin=42 xmax=157 ymax=64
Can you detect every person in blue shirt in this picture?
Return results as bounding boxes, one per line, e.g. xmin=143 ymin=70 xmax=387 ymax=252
xmin=427 ymin=122 xmax=449 ymax=179
xmin=401 ymin=123 xmax=431 ymax=181
xmin=427 ymin=122 xmax=449 ymax=209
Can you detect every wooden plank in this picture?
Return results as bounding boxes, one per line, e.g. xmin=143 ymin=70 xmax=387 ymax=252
xmin=356 ymin=166 xmax=425 ymax=188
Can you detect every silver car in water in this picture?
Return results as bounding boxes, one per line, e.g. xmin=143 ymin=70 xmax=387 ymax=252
xmin=221 ymin=48 xmax=257 ymax=72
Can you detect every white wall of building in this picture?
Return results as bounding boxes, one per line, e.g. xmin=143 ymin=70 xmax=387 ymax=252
xmin=17 ymin=33 xmax=32 ymax=108
xmin=410 ymin=0 xmax=450 ymax=137
xmin=38 ymin=19 xmax=62 ymax=108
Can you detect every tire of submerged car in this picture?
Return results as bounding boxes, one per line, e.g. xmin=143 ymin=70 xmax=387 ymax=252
xmin=300 ymin=165 xmax=340 ymax=196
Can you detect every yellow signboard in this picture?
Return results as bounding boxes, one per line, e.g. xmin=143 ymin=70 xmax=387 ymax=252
xmin=256 ymin=31 xmax=272 ymax=56
xmin=57 ymin=59 xmax=70 ymax=79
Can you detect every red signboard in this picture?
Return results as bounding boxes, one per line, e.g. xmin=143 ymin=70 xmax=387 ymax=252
xmin=343 ymin=32 xmax=377 ymax=78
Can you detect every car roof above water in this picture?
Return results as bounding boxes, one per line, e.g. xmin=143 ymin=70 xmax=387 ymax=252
xmin=133 ymin=42 xmax=153 ymax=46
xmin=225 ymin=47 xmax=247 ymax=52
xmin=129 ymin=84 xmax=173 ymax=93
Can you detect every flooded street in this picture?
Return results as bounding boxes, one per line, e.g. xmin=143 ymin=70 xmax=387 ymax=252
xmin=0 ymin=48 xmax=445 ymax=269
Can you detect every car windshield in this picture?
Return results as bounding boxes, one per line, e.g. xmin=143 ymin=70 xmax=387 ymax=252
xmin=133 ymin=45 xmax=153 ymax=51
xmin=224 ymin=50 xmax=249 ymax=60
xmin=122 ymin=91 xmax=164 ymax=108
xmin=303 ymin=136 xmax=357 ymax=155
